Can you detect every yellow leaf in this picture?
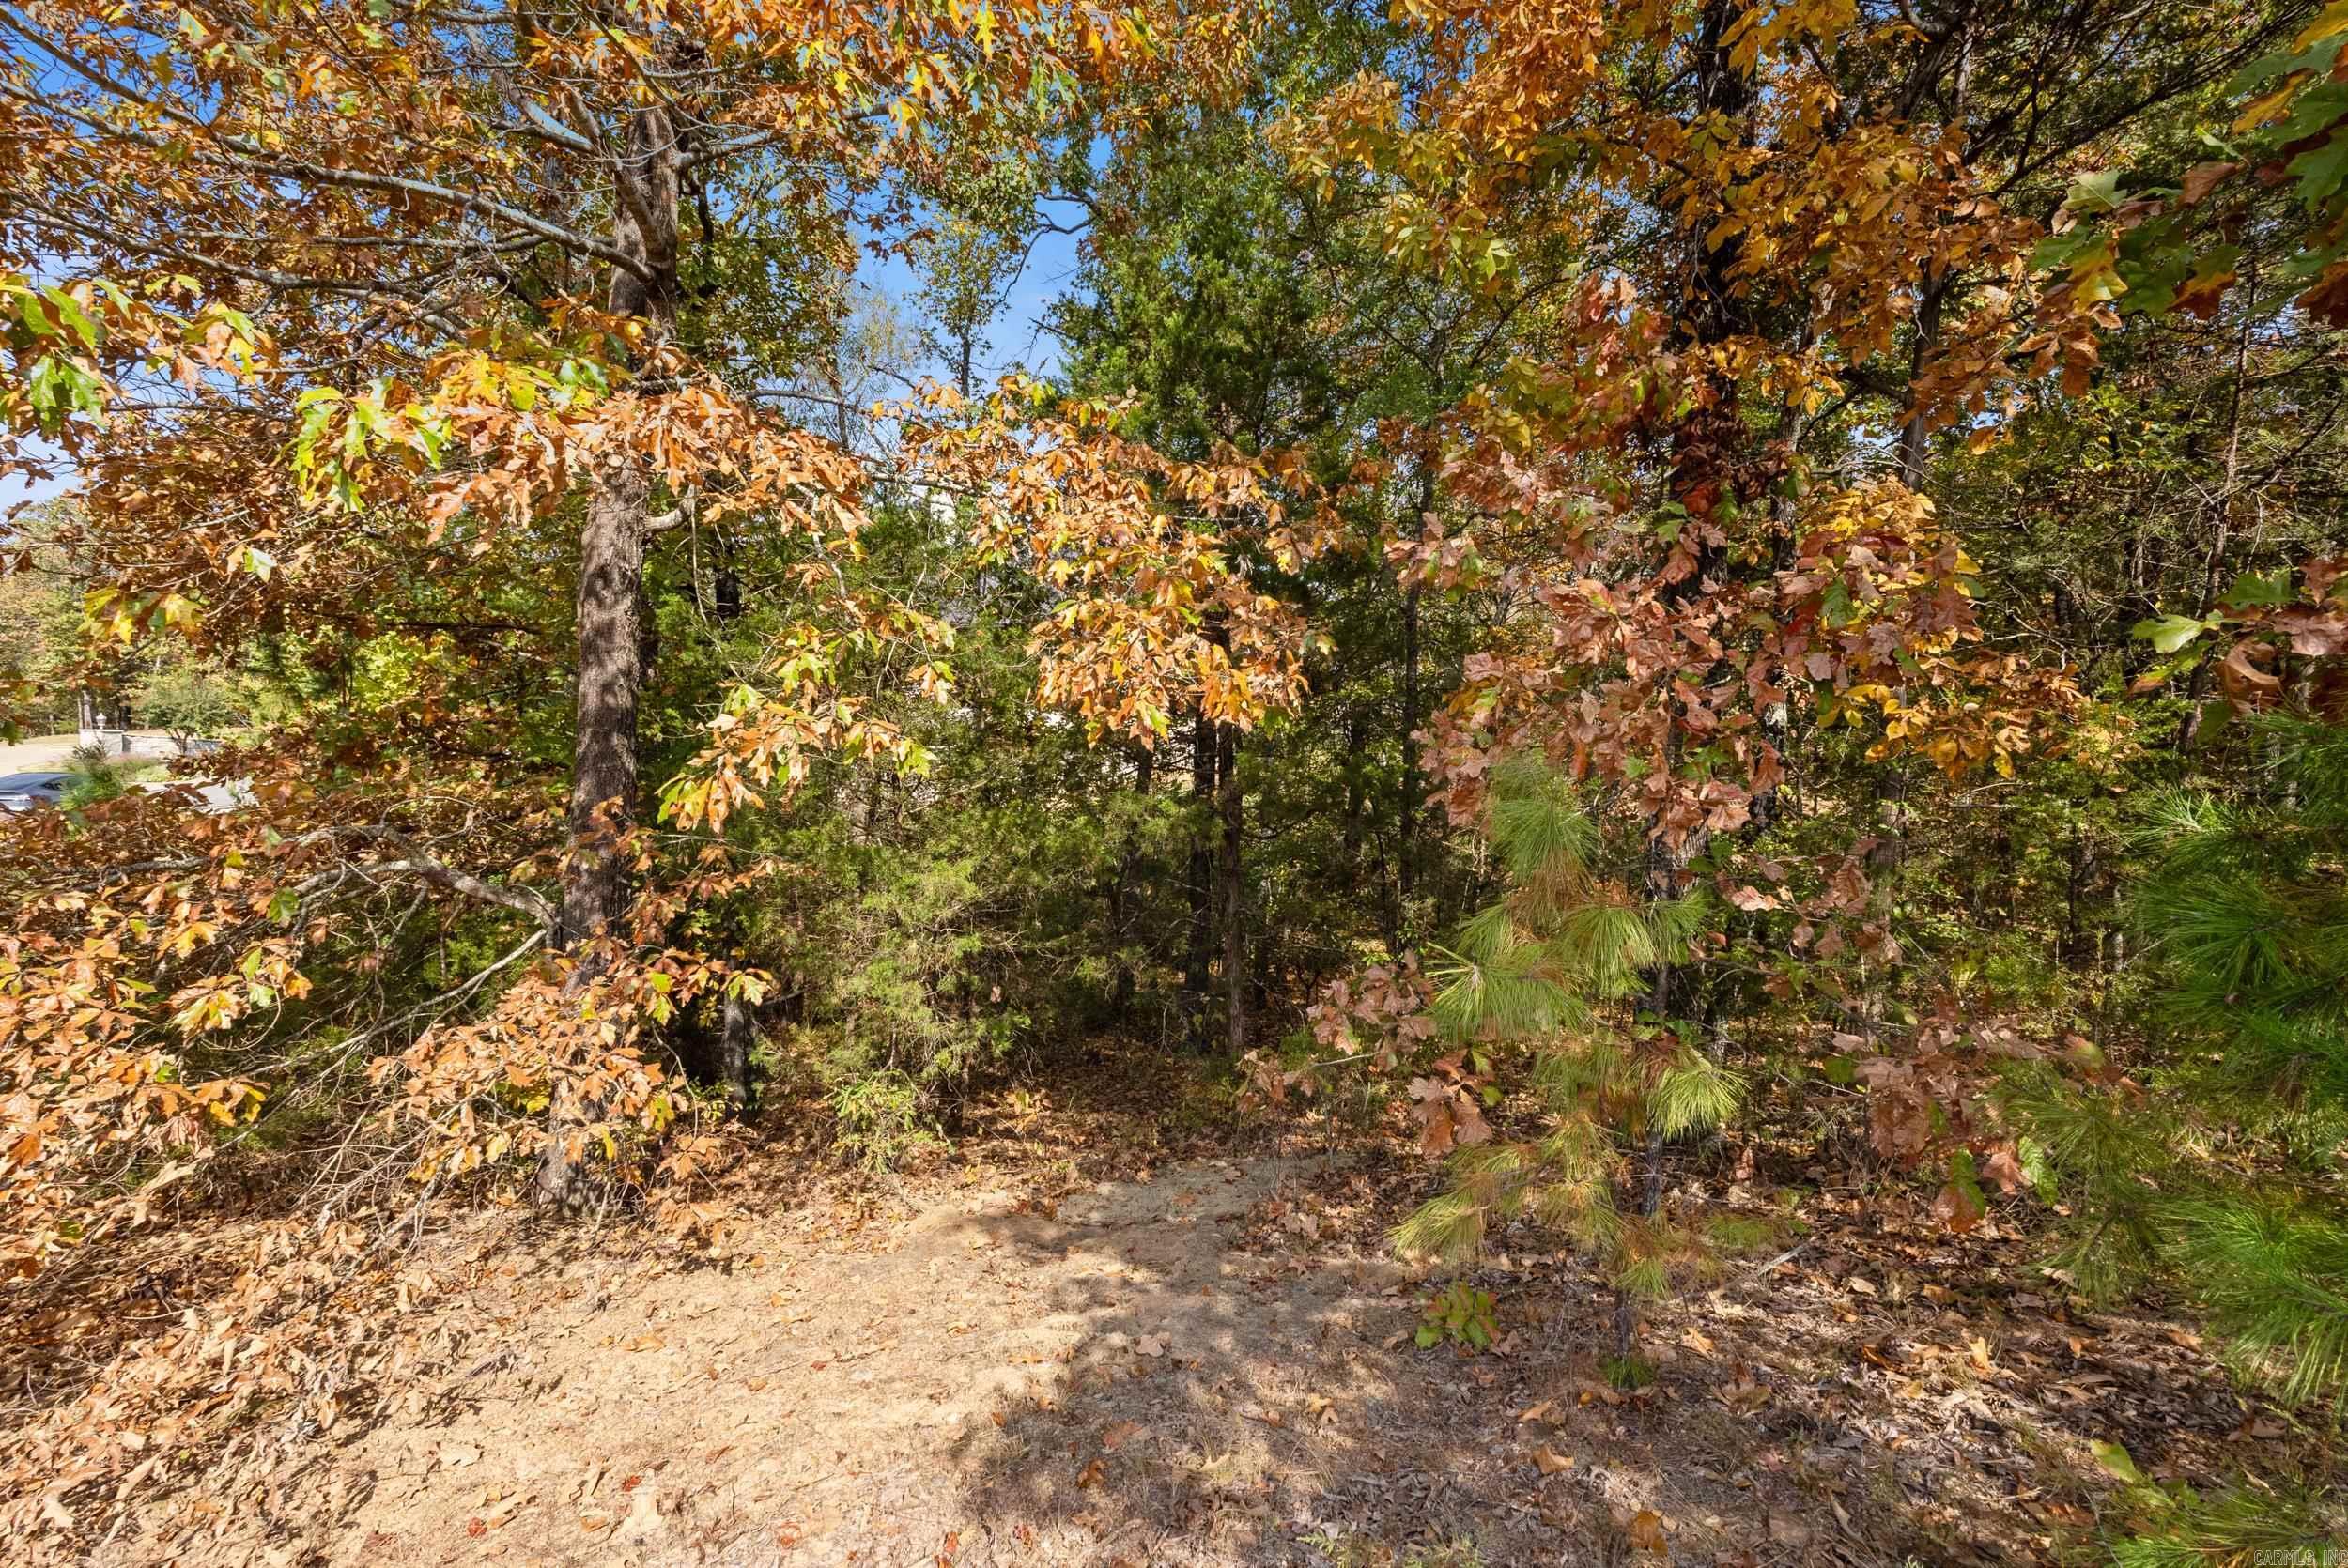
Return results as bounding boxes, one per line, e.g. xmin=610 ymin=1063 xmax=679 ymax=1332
xmin=2235 ymin=73 xmax=2309 ymax=133
xmin=2294 ymin=0 xmax=2348 ymax=49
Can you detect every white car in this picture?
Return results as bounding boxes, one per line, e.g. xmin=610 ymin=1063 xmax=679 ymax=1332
xmin=0 ymin=771 xmax=74 ymax=811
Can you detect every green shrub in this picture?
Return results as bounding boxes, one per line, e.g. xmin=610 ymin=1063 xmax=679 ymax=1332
xmin=1415 ymin=1280 xmax=1497 ymax=1350
xmin=828 ymin=1068 xmax=945 ymax=1174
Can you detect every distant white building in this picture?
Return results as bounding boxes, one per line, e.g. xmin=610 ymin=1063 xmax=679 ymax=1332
xmin=75 ymin=689 xmax=131 ymax=755
xmin=76 ymin=692 xmax=207 ymax=761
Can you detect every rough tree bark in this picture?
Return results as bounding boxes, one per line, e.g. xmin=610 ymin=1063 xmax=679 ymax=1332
xmin=1218 ymin=720 xmax=1245 ymax=1056
xmin=717 ymin=989 xmax=756 ymax=1111
xmin=1618 ymin=755 xmax=1691 ymax=1362
xmin=560 ymin=472 xmax=651 ymax=950
xmin=2178 ymin=267 xmax=2256 ymax=751
xmin=1397 ymin=464 xmax=1434 ymax=936
xmin=1398 ymin=580 xmax=1421 ymax=916
xmin=1341 ymin=706 xmax=1366 ymax=869
xmin=1110 ymin=743 xmax=1153 ymax=1022
xmin=1896 ymin=276 xmax=1946 ymax=490
xmin=536 ymin=89 xmax=679 ymax=1212
xmin=1181 ymin=701 xmax=1216 ymax=1053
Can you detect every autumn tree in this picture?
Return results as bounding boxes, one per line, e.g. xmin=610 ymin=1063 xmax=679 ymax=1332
xmin=0 ymin=0 xmax=1331 ymax=1536
xmin=0 ymin=0 xmax=1292 ymax=1205
xmin=5 ymin=0 xmax=2348 ymax=1552
xmin=1247 ymin=0 xmax=2316 ymax=1246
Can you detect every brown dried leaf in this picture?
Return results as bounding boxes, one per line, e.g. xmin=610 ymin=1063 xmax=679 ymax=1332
xmin=2180 ymin=161 xmax=2242 ymax=207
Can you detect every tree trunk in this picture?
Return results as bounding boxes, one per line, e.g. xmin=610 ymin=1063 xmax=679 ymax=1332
xmin=1111 ymin=744 xmax=1153 ymax=1021
xmin=537 ymin=89 xmax=679 ymax=1212
xmin=1614 ymin=0 xmax=1750 ymax=1320
xmin=1398 ymin=579 xmax=1421 ymax=930
xmin=1182 ymin=701 xmax=1215 ymax=1052
xmin=1614 ymin=1123 xmax=1668 ymax=1361
xmin=712 ymin=521 xmax=744 ymax=622
xmin=1341 ymin=707 xmax=1366 ymax=869
xmin=1897 ymin=276 xmax=1946 ymax=488
xmin=718 ymin=988 xmax=755 ymax=1111
xmin=1897 ymin=23 xmax=1970 ymax=490
xmin=558 ymin=469 xmax=649 ymax=949
xmin=1751 ymin=373 xmax=1813 ymax=839
xmin=1615 ymin=816 xmax=1683 ymax=1363
xmin=1218 ymin=721 xmax=1245 ymax=1056
xmin=2179 ymin=270 xmax=2255 ymax=750
xmin=557 ymin=92 xmax=678 ymax=951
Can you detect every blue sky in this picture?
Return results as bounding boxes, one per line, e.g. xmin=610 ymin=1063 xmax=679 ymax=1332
xmin=2 ymin=203 xmax=1091 ymax=519
xmin=854 ymin=195 xmax=1091 ymax=384
xmin=0 ymin=438 xmax=68 ymax=516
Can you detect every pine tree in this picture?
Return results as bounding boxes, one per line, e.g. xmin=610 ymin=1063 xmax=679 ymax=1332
xmin=1392 ymin=758 xmax=1736 ymax=1380
xmin=2014 ymin=715 xmax=2348 ymax=1408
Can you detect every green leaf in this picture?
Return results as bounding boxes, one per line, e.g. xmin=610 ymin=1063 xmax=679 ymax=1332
xmin=2064 ymin=169 xmax=2126 ymax=216
xmin=2132 ymin=614 xmax=2210 ymax=653
xmin=1822 ymin=579 xmax=1856 ymax=628
xmin=2091 ymin=1439 xmax=2144 ymax=1486
xmin=2287 ymin=124 xmax=2348 ymax=207
xmin=2222 ymin=569 xmax=2294 ymax=607
xmin=2031 ymin=231 xmax=2096 ymax=271
xmin=39 ymin=286 xmax=100 ymax=350
xmin=12 ymin=287 xmax=53 ymax=338
xmin=25 ymin=354 xmax=102 ymax=431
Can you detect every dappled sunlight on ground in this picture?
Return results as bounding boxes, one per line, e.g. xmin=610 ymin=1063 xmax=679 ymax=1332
xmin=74 ymin=1083 xmax=2307 ymax=1568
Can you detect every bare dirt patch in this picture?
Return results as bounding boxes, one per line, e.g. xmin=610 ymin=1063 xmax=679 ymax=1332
xmin=58 ymin=1050 xmax=2328 ymax=1568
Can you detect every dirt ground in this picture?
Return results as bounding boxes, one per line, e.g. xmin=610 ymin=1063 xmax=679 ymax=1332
xmin=116 ymin=1083 xmax=2316 ymax=1568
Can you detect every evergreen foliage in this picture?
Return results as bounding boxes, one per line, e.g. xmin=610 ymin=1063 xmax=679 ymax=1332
xmin=1395 ymin=759 xmax=1737 ymax=1360
xmin=2015 ymin=717 xmax=2348 ymax=1408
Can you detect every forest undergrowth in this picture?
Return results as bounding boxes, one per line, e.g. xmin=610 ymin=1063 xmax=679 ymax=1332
xmin=8 ymin=1038 xmax=2335 ymax=1568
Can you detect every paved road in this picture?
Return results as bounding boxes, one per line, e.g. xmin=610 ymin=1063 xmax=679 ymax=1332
xmin=0 ymin=730 xmax=187 ymax=773
xmin=0 ymin=731 xmax=250 ymax=812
